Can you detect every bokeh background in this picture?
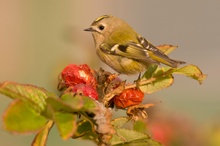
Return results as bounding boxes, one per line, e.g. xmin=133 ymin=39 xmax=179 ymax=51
xmin=0 ymin=1 xmax=219 ymax=146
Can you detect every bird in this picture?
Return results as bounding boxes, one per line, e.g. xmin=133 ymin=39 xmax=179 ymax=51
xmin=84 ymin=15 xmax=185 ymax=75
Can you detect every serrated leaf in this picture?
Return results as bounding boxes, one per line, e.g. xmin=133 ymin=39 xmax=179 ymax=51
xmin=60 ymin=93 xmax=98 ymax=112
xmin=0 ymin=82 xmax=57 ymax=112
xmin=111 ymin=117 xmax=130 ymax=129
xmin=156 ymin=44 xmax=178 ymax=55
xmin=140 ymin=64 xmax=206 ymax=94
xmin=44 ymin=94 xmax=98 ymax=116
xmin=44 ymin=97 xmax=74 ymax=118
xmin=112 ymin=138 xmax=162 ymax=146
xmin=140 ymin=67 xmax=174 ymax=94
xmin=32 ymin=120 xmax=54 ymax=146
xmin=3 ymin=99 xmax=48 ymax=134
xmin=141 ymin=75 xmax=173 ymax=94
xmin=53 ymin=112 xmax=76 ymax=140
xmin=172 ymin=64 xmax=207 ymax=84
xmin=109 ymin=129 xmax=150 ymax=145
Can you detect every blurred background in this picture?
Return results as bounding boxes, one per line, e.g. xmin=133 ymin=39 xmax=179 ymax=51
xmin=0 ymin=0 xmax=220 ymax=146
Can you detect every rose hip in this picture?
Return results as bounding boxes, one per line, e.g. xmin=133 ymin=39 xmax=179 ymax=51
xmin=114 ymin=88 xmax=144 ymax=109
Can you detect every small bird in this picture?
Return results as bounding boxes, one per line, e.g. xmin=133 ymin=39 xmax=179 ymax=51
xmin=84 ymin=15 xmax=185 ymax=75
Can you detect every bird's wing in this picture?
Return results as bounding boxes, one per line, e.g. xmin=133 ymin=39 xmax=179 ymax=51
xmin=137 ymin=36 xmax=169 ymax=60
xmin=100 ymin=35 xmax=185 ymax=67
xmin=137 ymin=36 xmax=186 ymax=67
xmin=100 ymin=42 xmax=159 ymax=64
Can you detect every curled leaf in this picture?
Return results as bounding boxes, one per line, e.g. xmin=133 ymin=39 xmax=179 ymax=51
xmin=156 ymin=44 xmax=178 ymax=55
xmin=172 ymin=64 xmax=207 ymax=84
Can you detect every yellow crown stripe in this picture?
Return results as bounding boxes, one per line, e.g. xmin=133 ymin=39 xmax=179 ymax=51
xmin=93 ymin=15 xmax=110 ymax=24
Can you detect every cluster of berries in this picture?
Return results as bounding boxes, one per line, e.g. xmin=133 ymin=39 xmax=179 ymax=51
xmin=58 ymin=64 xmax=144 ymax=109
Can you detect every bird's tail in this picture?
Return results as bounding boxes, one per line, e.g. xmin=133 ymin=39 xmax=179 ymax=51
xmin=163 ymin=58 xmax=186 ymax=68
xmin=149 ymin=52 xmax=186 ymax=68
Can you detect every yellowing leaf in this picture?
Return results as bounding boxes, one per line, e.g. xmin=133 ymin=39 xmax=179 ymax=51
xmin=156 ymin=44 xmax=178 ymax=55
xmin=172 ymin=64 xmax=207 ymax=84
xmin=3 ymin=99 xmax=48 ymax=134
xmin=32 ymin=120 xmax=54 ymax=146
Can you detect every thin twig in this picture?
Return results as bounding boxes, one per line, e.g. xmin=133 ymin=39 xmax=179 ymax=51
xmin=125 ymin=77 xmax=156 ymax=89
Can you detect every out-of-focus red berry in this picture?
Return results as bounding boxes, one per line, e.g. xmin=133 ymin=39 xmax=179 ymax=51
xmin=71 ymin=84 xmax=98 ymax=100
xmin=113 ymin=88 xmax=144 ymax=109
xmin=61 ymin=64 xmax=97 ymax=89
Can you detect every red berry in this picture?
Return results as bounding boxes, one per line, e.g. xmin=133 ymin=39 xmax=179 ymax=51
xmin=61 ymin=64 xmax=97 ymax=89
xmin=113 ymin=88 xmax=144 ymax=108
xmin=71 ymin=84 xmax=98 ymax=100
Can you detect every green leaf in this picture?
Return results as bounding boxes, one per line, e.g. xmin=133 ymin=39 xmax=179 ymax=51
xmin=60 ymin=93 xmax=98 ymax=112
xmin=32 ymin=120 xmax=54 ymax=146
xmin=111 ymin=117 xmax=130 ymax=129
xmin=112 ymin=138 xmax=162 ymax=146
xmin=140 ymin=67 xmax=174 ymax=94
xmin=172 ymin=64 xmax=207 ymax=84
xmin=72 ymin=120 xmax=93 ymax=138
xmin=142 ymin=65 xmax=158 ymax=79
xmin=3 ymin=99 xmax=48 ymax=134
xmin=72 ymin=119 xmax=99 ymax=143
xmin=44 ymin=94 xmax=98 ymax=117
xmin=109 ymin=129 xmax=150 ymax=145
xmin=139 ymin=64 xmax=206 ymax=94
xmin=44 ymin=97 xmax=74 ymax=118
xmin=0 ymin=82 xmax=57 ymax=112
xmin=53 ymin=112 xmax=76 ymax=140
xmin=133 ymin=120 xmax=147 ymax=133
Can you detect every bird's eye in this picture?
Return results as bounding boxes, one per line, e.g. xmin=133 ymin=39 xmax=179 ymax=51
xmin=98 ymin=25 xmax=105 ymax=30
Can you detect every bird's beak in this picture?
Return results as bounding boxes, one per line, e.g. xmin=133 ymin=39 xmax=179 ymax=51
xmin=84 ymin=27 xmax=94 ymax=32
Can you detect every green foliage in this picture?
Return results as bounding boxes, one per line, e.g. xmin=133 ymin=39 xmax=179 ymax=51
xmin=140 ymin=65 xmax=174 ymax=94
xmin=0 ymin=82 xmax=56 ymax=112
xmin=139 ymin=64 xmax=206 ymax=94
xmin=53 ymin=112 xmax=76 ymax=140
xmin=3 ymin=99 xmax=48 ymax=133
xmin=0 ymin=81 xmax=164 ymax=146
xmin=0 ymin=45 xmax=206 ymax=145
